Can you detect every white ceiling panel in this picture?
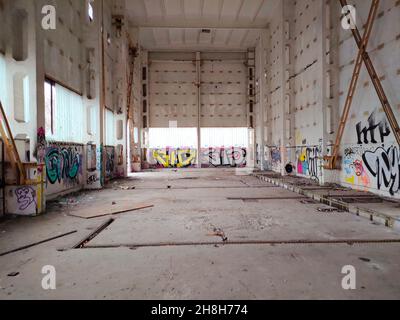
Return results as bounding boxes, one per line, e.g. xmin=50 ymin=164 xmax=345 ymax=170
xmin=165 ymin=0 xmax=182 ymax=17
xmin=126 ymin=0 xmax=273 ymax=28
xmin=141 ymin=28 xmax=157 ymax=47
xmin=140 ymin=27 xmax=261 ymax=51
xmin=183 ymin=0 xmax=202 ymax=19
xmin=220 ymin=0 xmax=243 ymax=21
xmin=227 ymin=29 xmax=248 ymax=47
xmin=152 ymin=28 xmax=170 ymax=46
xmin=255 ymin=0 xmax=279 ymax=25
xmin=131 ymin=0 xmax=271 ymax=51
xmin=202 ymin=0 xmax=221 ymax=21
xmin=169 ymin=28 xmax=184 ymax=45
xmin=184 ymin=29 xmax=199 ymax=44
xmin=238 ymin=0 xmax=264 ymax=21
xmin=143 ymin=0 xmax=164 ymax=19
xmin=213 ymin=29 xmax=231 ymax=46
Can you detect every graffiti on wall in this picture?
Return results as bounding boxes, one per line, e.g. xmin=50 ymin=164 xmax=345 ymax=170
xmin=87 ymin=174 xmax=99 ymax=185
xmin=343 ymin=146 xmax=371 ymax=188
xmin=264 ymin=146 xmax=281 ymax=172
xmin=86 ymin=144 xmax=99 ymax=186
xmin=343 ymin=109 xmax=399 ymax=196
xmin=201 ymin=147 xmax=247 ymax=168
xmin=36 ymin=127 xmax=46 ymax=166
xmin=147 ymin=147 xmax=247 ymax=168
xmin=105 ymin=146 xmax=115 ymax=179
xmin=270 ymin=147 xmax=281 ymax=171
xmin=363 ymin=146 xmax=400 ymax=196
xmin=296 ymin=146 xmax=321 ymax=182
xmin=149 ymin=148 xmax=197 ymax=168
xmin=45 ymin=145 xmax=82 ymax=185
xmin=87 ymin=144 xmax=97 ymax=171
xmin=356 ymin=111 xmax=390 ymax=145
xmin=15 ymin=186 xmax=36 ymax=211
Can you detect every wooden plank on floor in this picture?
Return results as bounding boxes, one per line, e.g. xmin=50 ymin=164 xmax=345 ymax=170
xmin=69 ymin=202 xmax=154 ymax=219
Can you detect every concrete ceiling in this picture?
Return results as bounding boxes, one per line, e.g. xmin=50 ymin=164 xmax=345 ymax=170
xmin=139 ymin=27 xmax=263 ymax=51
xmin=126 ymin=0 xmax=277 ymax=51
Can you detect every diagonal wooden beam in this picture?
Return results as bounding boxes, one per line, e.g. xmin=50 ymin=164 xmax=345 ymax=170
xmin=325 ymin=0 xmax=400 ymax=169
xmin=325 ymin=0 xmax=380 ymax=169
xmin=338 ymin=0 xmax=400 ymax=150
xmin=0 ymin=100 xmax=26 ymax=184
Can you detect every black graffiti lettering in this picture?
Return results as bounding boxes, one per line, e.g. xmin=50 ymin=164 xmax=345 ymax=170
xmin=362 ymin=146 xmax=400 ymax=196
xmin=356 ymin=111 xmax=391 ymax=145
xmin=306 ymin=148 xmax=319 ymax=181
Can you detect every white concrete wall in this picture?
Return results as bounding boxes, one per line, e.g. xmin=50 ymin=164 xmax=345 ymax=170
xmin=337 ymin=0 xmax=400 ymax=198
xmin=260 ymin=0 xmax=400 ymax=199
xmin=1 ymin=0 xmax=131 ymax=212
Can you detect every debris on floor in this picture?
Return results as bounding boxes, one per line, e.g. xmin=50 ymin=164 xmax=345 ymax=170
xmin=120 ymin=186 xmax=136 ymax=190
xmin=317 ymin=207 xmax=344 ymax=213
xmin=208 ymin=227 xmax=228 ymax=242
xmin=359 ymin=257 xmax=371 ymax=262
xmin=7 ymin=272 xmax=19 ymax=277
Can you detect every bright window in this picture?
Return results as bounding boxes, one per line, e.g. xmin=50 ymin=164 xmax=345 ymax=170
xmin=105 ymin=108 xmax=115 ymax=146
xmin=201 ymin=128 xmax=249 ymax=148
xmin=148 ymin=128 xmax=197 ymax=149
xmin=45 ymin=80 xmax=84 ymax=143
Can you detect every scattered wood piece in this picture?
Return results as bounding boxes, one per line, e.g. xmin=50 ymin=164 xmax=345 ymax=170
xmin=359 ymin=257 xmax=371 ymax=262
xmin=68 ymin=202 xmax=154 ymax=219
xmin=0 ymin=230 xmax=77 ymax=257
xmin=207 ymin=227 xmax=228 ymax=242
xmin=7 ymin=272 xmax=20 ymax=277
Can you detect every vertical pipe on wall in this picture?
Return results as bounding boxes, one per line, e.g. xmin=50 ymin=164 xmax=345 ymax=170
xmin=196 ymin=52 xmax=201 ymax=168
xmin=317 ymin=0 xmax=329 ymax=185
xmin=100 ymin=0 xmax=105 ymax=185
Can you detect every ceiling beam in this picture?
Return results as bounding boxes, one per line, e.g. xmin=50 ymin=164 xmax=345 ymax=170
xmin=235 ymin=0 xmax=245 ymax=21
xmin=252 ymin=0 xmax=265 ymax=22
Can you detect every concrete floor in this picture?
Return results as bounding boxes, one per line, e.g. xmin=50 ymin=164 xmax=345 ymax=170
xmin=1 ymin=169 xmax=400 ymax=299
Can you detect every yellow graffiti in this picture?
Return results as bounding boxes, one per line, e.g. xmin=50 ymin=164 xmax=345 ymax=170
xmin=177 ymin=149 xmax=196 ymax=168
xmin=299 ymin=150 xmax=307 ymax=162
xmin=345 ymin=176 xmax=355 ymax=185
xmin=152 ymin=149 xmax=196 ymax=168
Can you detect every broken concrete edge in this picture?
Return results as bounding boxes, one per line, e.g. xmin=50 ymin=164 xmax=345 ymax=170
xmin=252 ymin=174 xmax=400 ymax=232
xmin=66 ymin=218 xmax=115 ymax=250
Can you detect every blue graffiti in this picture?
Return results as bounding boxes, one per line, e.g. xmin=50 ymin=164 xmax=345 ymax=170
xmin=45 ymin=146 xmax=81 ymax=184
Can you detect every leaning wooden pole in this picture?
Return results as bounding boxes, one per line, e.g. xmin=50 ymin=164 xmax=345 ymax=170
xmin=0 ymin=100 xmax=25 ymax=184
xmin=326 ymin=0 xmax=400 ymax=170
xmin=325 ymin=0 xmax=380 ymax=169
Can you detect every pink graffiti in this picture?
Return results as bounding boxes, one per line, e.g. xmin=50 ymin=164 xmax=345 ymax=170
xmin=353 ymin=160 xmax=364 ymax=177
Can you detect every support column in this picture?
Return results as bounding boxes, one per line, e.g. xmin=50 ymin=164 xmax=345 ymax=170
xmin=282 ymin=0 xmax=295 ymax=174
xmin=316 ymin=0 xmax=329 ymax=185
xmin=196 ymin=52 xmax=201 ymax=168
